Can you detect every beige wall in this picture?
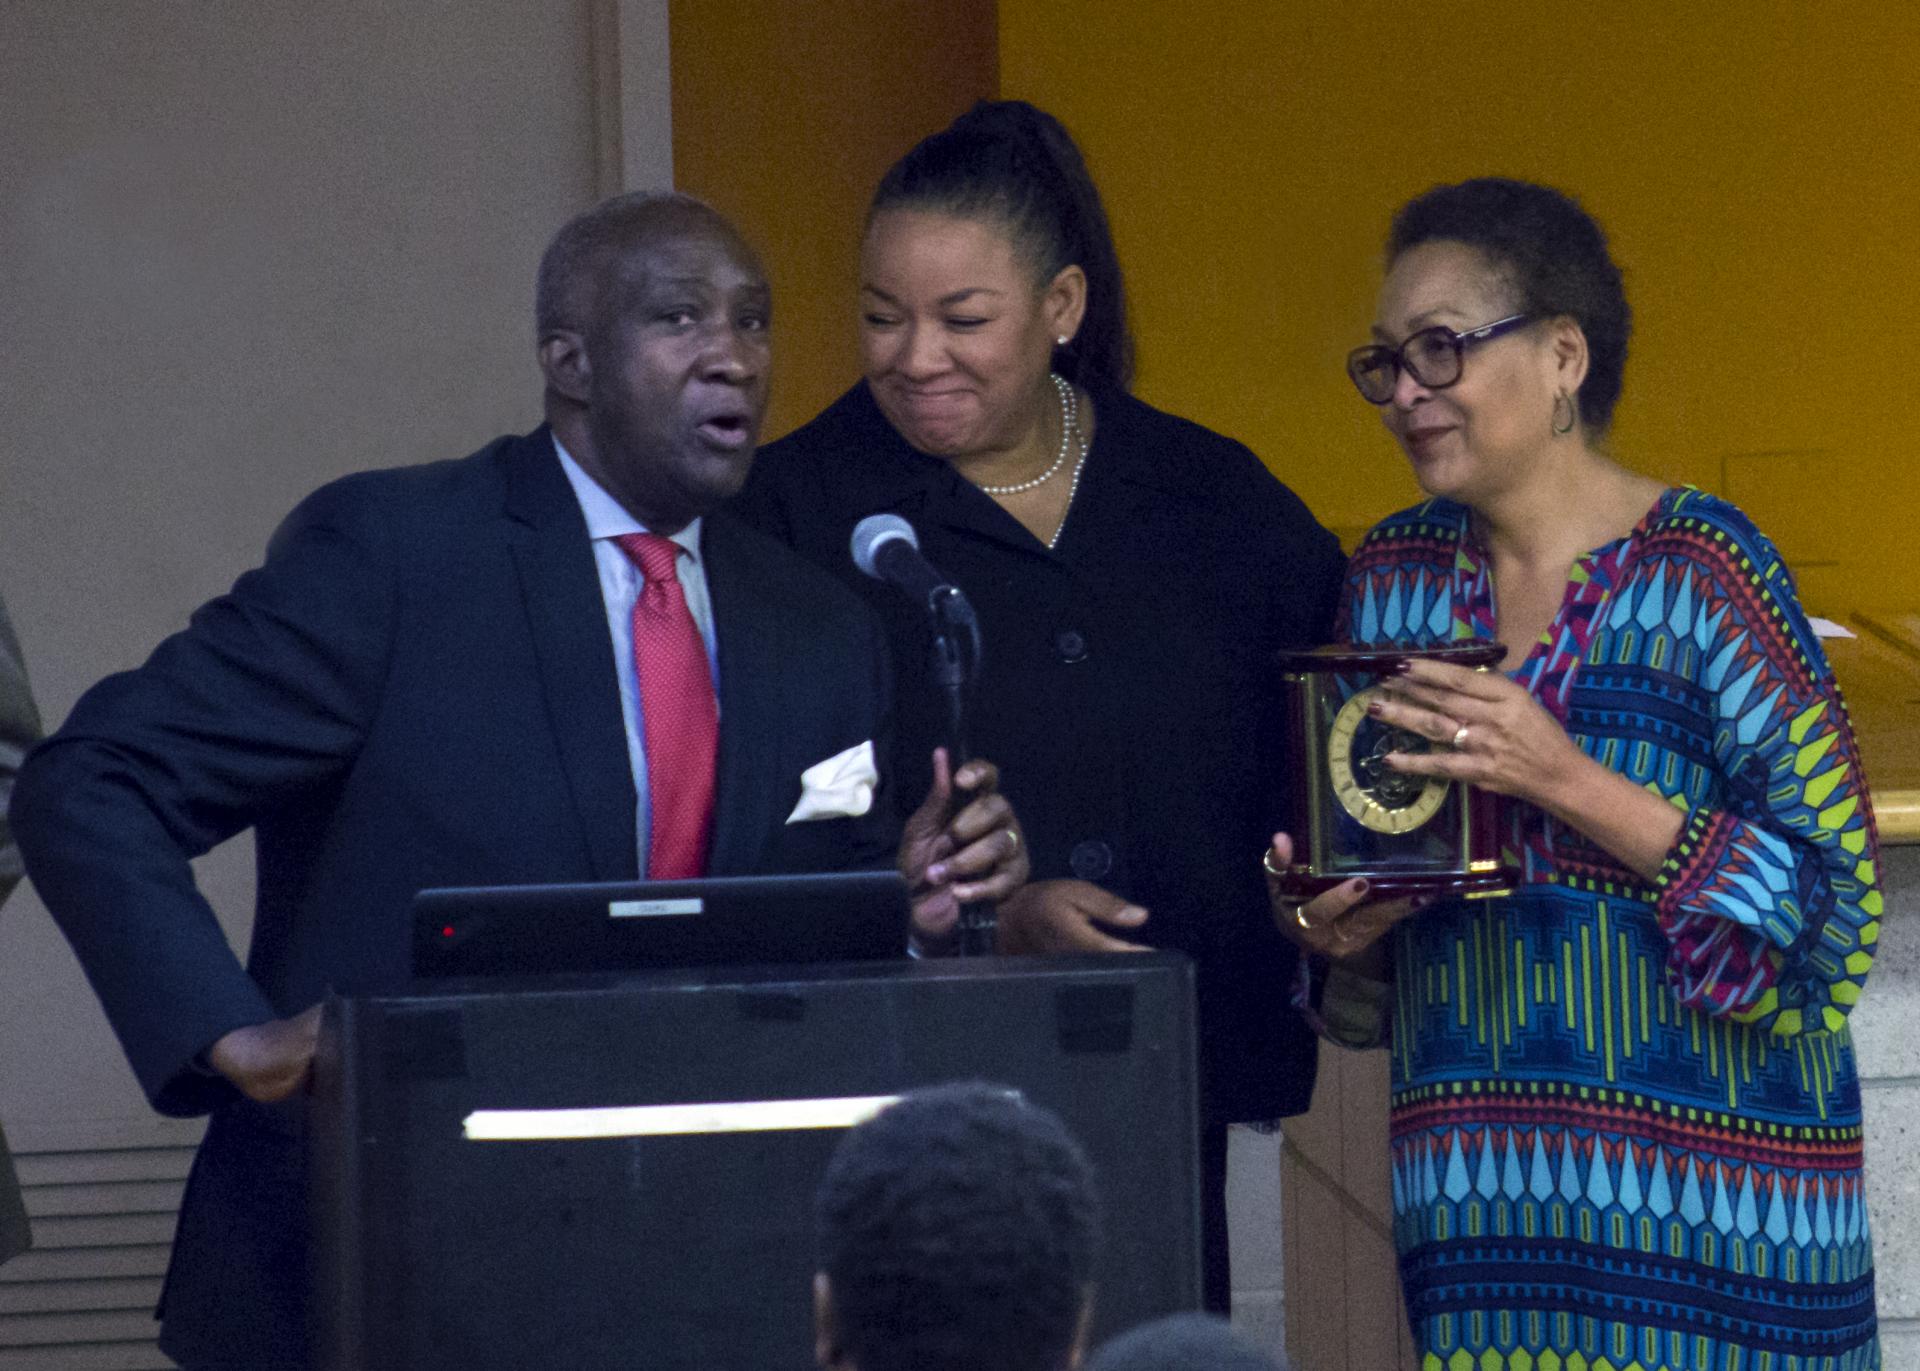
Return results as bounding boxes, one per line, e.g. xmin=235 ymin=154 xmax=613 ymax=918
xmin=0 ymin=6 xmax=665 ymax=1356
xmin=0 ymin=2 xmax=675 ymax=1359
xmin=0 ymin=0 xmax=649 ymax=1144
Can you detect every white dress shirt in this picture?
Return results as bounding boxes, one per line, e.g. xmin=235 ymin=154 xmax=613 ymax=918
xmin=552 ymin=434 xmax=718 ymax=877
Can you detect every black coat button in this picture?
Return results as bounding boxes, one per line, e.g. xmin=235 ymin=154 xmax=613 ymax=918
xmin=1069 ymin=839 xmax=1113 ymax=881
xmin=1055 ymin=628 xmax=1088 ymax=663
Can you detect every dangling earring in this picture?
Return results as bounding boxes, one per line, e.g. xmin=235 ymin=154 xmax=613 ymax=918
xmin=1551 ymin=390 xmax=1577 ymax=436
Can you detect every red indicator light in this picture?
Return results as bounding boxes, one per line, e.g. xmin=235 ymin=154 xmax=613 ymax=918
xmin=441 ymin=925 xmax=456 ymax=939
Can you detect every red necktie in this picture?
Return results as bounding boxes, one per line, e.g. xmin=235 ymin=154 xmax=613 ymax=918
xmin=613 ymin=533 xmax=718 ymax=880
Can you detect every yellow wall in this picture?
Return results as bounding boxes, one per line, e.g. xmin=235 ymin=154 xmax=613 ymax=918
xmin=999 ymin=5 xmax=1920 ymax=612
xmin=670 ymin=0 xmax=997 ymax=440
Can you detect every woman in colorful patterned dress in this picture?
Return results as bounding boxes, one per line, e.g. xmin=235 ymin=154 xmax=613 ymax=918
xmin=1269 ymin=178 xmax=1882 ymax=1370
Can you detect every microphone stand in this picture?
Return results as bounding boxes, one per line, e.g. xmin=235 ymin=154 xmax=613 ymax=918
xmin=926 ymin=587 xmax=991 ymax=956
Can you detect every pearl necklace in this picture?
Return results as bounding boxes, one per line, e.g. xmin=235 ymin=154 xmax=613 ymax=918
xmin=1046 ymin=427 xmax=1090 ymax=551
xmin=977 ymin=373 xmax=1077 ymax=495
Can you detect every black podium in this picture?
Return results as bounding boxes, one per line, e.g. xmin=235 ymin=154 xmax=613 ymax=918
xmin=310 ymin=954 xmax=1202 ymax=1370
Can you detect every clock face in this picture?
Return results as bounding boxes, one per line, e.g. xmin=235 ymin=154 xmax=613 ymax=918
xmin=1326 ymin=685 xmax=1450 ymax=834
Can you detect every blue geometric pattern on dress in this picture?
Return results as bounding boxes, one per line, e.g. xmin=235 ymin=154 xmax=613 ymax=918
xmin=1337 ymin=490 xmax=1882 ymax=1370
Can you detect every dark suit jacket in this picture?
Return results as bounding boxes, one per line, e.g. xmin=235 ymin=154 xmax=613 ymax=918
xmin=0 ymin=593 xmax=40 ymax=1266
xmin=13 ymin=429 xmax=896 ymax=1369
xmin=737 ymin=383 xmax=1346 ymax=1125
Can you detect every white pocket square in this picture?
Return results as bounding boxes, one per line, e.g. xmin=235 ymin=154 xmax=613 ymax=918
xmin=785 ymin=740 xmax=878 ymax=824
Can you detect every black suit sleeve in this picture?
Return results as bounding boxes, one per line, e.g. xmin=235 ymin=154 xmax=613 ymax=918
xmin=12 ymin=479 xmax=398 ymax=1114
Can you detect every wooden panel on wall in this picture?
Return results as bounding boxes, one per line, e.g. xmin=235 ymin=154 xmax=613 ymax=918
xmin=0 ymin=1139 xmax=198 ymax=1371
xmin=1280 ymin=1045 xmax=1415 ymax=1371
xmin=590 ymin=0 xmax=676 ymax=196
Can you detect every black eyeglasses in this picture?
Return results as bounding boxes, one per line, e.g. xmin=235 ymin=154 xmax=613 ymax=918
xmin=1346 ymin=313 xmax=1535 ymax=404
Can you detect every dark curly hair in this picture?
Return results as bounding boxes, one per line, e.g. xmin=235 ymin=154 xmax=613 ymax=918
xmin=870 ymin=99 xmax=1134 ymax=393
xmin=1388 ymin=178 xmax=1631 ymax=433
xmin=815 ymin=1082 xmax=1100 ymax=1371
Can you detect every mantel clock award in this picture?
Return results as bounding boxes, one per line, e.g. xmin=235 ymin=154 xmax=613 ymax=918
xmin=1270 ymin=642 xmax=1519 ymax=902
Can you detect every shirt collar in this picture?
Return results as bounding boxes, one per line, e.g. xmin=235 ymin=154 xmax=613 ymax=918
xmin=552 ymin=432 xmax=703 ymax=560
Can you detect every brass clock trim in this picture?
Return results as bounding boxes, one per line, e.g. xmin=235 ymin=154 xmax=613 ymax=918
xmin=1326 ymin=685 xmax=1451 ymax=834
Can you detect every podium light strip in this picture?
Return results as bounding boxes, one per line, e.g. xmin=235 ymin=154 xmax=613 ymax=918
xmin=461 ymin=1095 xmax=902 ymax=1141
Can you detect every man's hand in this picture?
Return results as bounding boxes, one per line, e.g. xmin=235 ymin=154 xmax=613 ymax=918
xmin=996 ymin=878 xmax=1150 ymax=954
xmin=898 ymin=748 xmax=1029 ymax=944
xmin=205 ymin=1004 xmax=323 ymax=1103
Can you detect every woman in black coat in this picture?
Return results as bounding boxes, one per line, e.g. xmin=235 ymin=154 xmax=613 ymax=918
xmin=732 ymin=100 xmax=1344 ymax=1309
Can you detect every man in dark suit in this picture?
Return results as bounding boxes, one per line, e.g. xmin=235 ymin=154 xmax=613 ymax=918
xmin=12 ymin=194 xmax=1026 ymax=1370
xmin=0 ymin=594 xmax=40 ymax=1267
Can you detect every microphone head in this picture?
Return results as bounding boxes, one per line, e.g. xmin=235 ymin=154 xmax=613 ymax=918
xmin=850 ymin=513 xmax=919 ymax=579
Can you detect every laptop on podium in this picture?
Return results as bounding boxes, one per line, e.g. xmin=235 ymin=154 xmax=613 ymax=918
xmin=410 ymin=870 xmax=910 ymax=979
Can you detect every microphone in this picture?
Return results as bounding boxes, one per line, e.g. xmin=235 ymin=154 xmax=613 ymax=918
xmin=850 ymin=514 xmax=956 ymax=609
xmin=849 ymin=513 xmax=981 ymax=690
xmin=849 ymin=514 xmax=993 ymax=956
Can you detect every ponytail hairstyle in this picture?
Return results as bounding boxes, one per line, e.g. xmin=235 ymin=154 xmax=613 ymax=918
xmin=869 ymin=100 xmax=1135 ymax=393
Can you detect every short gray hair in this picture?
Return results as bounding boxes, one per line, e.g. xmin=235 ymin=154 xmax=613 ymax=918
xmin=534 ymin=191 xmax=731 ymax=337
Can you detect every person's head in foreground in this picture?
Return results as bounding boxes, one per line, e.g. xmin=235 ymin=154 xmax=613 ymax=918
xmin=1082 ymin=1313 xmax=1287 ymax=1371
xmin=814 ymin=1081 xmax=1100 ymax=1371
